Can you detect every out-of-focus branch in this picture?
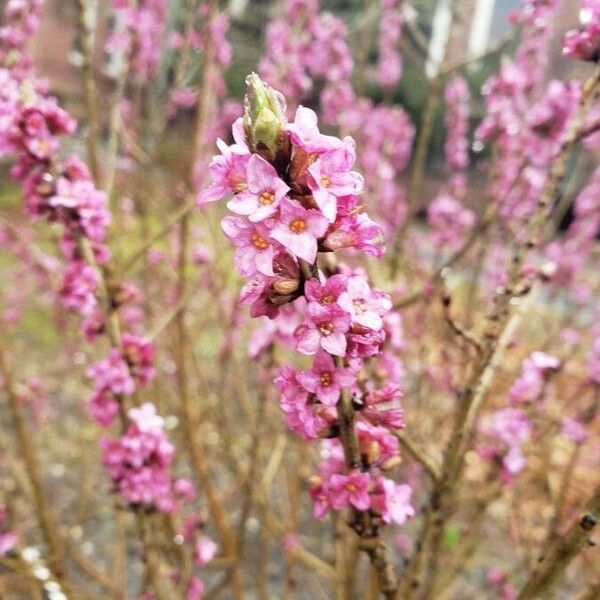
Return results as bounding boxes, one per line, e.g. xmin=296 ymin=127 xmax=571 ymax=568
xmin=75 ymin=0 xmax=101 ymax=181
xmin=0 ymin=337 xmax=73 ymax=596
xmin=516 ymin=482 xmax=600 ymax=600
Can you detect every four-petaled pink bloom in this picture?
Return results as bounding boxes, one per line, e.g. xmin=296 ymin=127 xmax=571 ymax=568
xmin=227 ymin=154 xmax=290 ymax=222
xmin=87 ymin=349 xmax=136 ymax=396
xmin=338 ymin=275 xmax=391 ymax=331
xmin=304 ymin=274 xmax=347 ymax=306
xmin=328 ymin=472 xmax=372 ymax=511
xmin=270 ymin=198 xmax=329 ymax=263
xmin=295 ymin=302 xmax=351 ymax=357
xmin=308 ymin=139 xmax=364 ymax=222
xmin=286 ymin=106 xmax=339 ymax=152
xmin=198 ymin=137 xmax=250 ymax=204
xmin=297 ymin=350 xmax=355 ymax=406
xmin=372 ymin=478 xmax=415 ymax=525
xmin=221 ymin=216 xmax=276 ymax=276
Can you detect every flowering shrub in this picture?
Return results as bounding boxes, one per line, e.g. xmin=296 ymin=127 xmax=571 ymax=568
xmin=0 ymin=1 xmax=599 ymax=599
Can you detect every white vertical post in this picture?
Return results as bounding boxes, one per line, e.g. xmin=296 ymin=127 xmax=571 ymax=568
xmin=426 ymin=0 xmax=453 ymax=78
xmin=468 ymin=0 xmax=496 ymax=57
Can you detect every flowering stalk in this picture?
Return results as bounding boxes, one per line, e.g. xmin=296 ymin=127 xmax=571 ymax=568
xmin=200 ymin=73 xmax=415 ymax=598
xmin=174 ymin=3 xmax=246 ymax=597
xmin=398 ymin=62 xmax=600 ymax=600
xmin=0 ymin=2 xmax=218 ymax=596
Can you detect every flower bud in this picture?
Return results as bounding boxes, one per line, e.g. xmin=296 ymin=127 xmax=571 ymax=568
xmin=272 ymin=278 xmax=300 ymax=295
xmin=243 ymin=73 xmax=287 ymax=159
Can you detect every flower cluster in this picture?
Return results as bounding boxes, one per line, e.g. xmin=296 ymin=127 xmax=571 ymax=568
xmin=259 ymin=0 xmax=354 ymax=122
xmin=376 ymin=0 xmax=403 ymax=88
xmin=478 ymin=351 xmax=558 ymax=482
xmin=508 ymin=351 xmax=560 ymax=404
xmin=443 ymin=76 xmax=470 ymax=181
xmin=1 ymin=88 xmax=111 ymax=321
xmin=87 ymin=335 xmax=155 ymax=428
xmin=427 ymin=76 xmax=474 ymax=250
xmin=0 ymin=0 xmax=45 ymax=78
xmin=476 ymin=1 xmax=577 ymax=229
xmin=108 ymin=0 xmax=167 ymax=81
xmin=309 ymin=440 xmax=414 ymax=524
xmin=200 ymin=74 xmax=413 ymax=528
xmin=167 ymin=3 xmax=234 ymax=124
xmin=545 ymin=165 xmax=600 ymax=292
xmin=427 ymin=193 xmax=475 ymax=252
xmin=480 ymin=407 xmax=531 ymax=482
xmin=339 ymin=101 xmax=415 ymax=235
xmin=563 ymin=0 xmax=600 ymax=62
xmin=101 ymin=403 xmax=180 ymax=512
xmin=0 ymin=0 xmax=179 ymax=516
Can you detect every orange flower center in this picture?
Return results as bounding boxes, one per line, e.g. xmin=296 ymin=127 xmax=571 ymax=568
xmin=321 ymin=175 xmax=331 ymax=187
xmin=319 ymin=322 xmax=333 ymax=336
xmin=321 ymin=294 xmax=334 ymax=304
xmin=289 ymin=219 xmax=307 ymax=233
xmin=251 ymin=233 xmax=268 ymax=250
xmin=346 ymin=483 xmax=357 ymax=493
xmin=320 ymin=372 xmax=332 ymax=386
xmin=233 ymin=182 xmax=248 ymax=193
xmin=259 ymin=190 xmax=275 ymax=205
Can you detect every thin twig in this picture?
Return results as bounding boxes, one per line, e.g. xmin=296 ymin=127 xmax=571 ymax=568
xmin=393 ymin=431 xmax=441 ymax=483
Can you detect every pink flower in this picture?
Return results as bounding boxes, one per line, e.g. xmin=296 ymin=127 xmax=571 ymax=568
xmin=323 ymin=212 xmax=385 ymax=257
xmin=197 ymin=137 xmax=250 ymax=204
xmin=561 ymin=417 xmax=588 ymax=443
xmin=295 ymin=302 xmax=350 ymax=356
xmin=87 ymin=349 xmax=135 ymax=396
xmin=363 ymin=384 xmax=405 ymax=428
xmin=372 ymin=478 xmax=414 ymax=525
xmin=270 ymin=199 xmax=328 ymax=263
xmin=427 ymin=194 xmax=475 ymax=252
xmin=121 ymin=334 xmax=155 ymax=386
xmin=101 ymin=403 xmax=177 ymax=512
xmin=489 ymin=408 xmax=530 ymax=448
xmin=509 ymin=351 xmax=559 ymax=404
xmin=221 ymin=216 xmax=276 ymax=276
xmin=174 ymin=478 xmax=196 ymax=501
xmin=308 ymin=139 xmax=363 ymax=222
xmin=286 ymin=106 xmax=339 ymax=152
xmin=59 ymin=260 xmax=98 ymax=316
xmin=304 ymin=274 xmax=347 ymax=306
xmin=0 ymin=531 xmax=17 ymax=556
xmin=275 ymin=364 xmax=332 ymax=439
xmin=297 ymin=351 xmax=355 ymax=406
xmin=309 ymin=481 xmax=332 ymax=519
xmin=227 ymin=154 xmax=289 ymax=222
xmin=194 ymin=536 xmax=218 ymax=567
xmin=563 ymin=1 xmax=600 ymax=61
xmin=338 ymin=275 xmax=391 ymax=331
xmin=128 ymin=402 xmax=165 ymax=434
xmin=88 ymin=390 xmax=119 ymax=428
xmin=328 ymin=472 xmax=372 ymax=511
xmin=187 ymin=577 xmax=204 ymax=600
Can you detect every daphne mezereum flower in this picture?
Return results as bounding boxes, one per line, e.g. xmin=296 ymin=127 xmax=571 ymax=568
xmin=563 ymin=0 xmax=600 ymax=62
xmin=199 ymin=73 xmax=413 ymax=529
